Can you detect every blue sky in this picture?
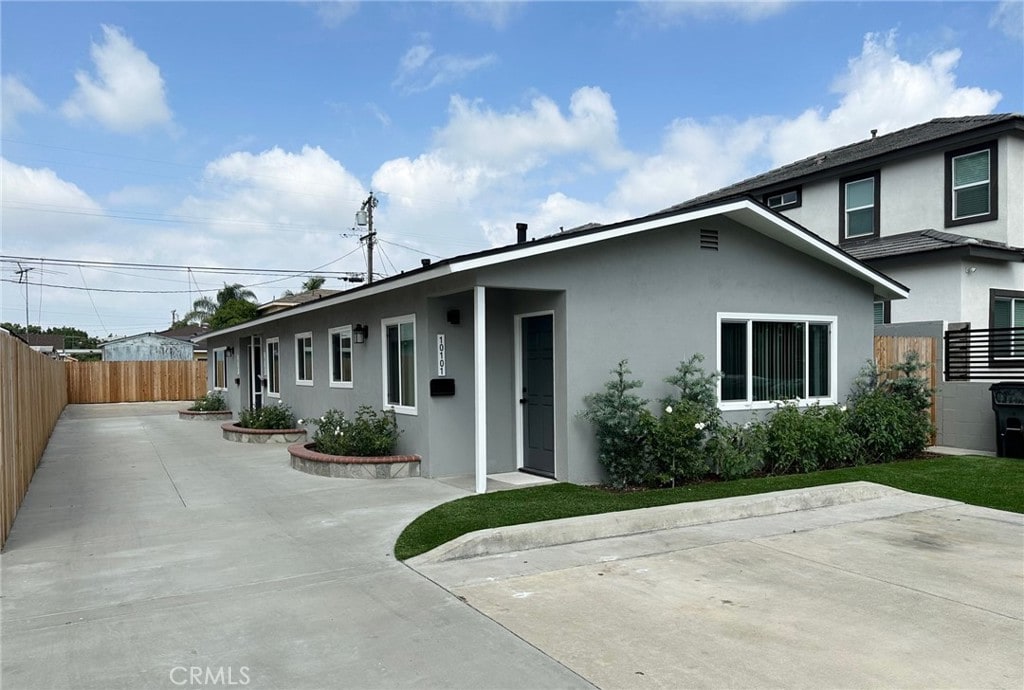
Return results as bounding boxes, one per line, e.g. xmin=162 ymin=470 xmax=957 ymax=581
xmin=2 ymin=1 xmax=1022 ymax=335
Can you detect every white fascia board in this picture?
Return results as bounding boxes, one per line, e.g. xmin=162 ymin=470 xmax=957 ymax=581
xmin=194 ymin=264 xmax=454 ymax=343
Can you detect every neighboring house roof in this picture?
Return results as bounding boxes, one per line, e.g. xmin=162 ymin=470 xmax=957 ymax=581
xmin=843 ymin=229 xmax=1024 ymax=263
xmin=195 ymin=199 xmax=910 ymax=344
xmin=22 ymin=334 xmax=66 ymax=350
xmin=669 ymin=113 xmax=1024 ymax=212
xmin=157 ymin=325 xmax=210 ymax=341
xmin=101 ymin=332 xmax=195 ymax=348
xmin=258 ymin=289 xmax=342 ymax=315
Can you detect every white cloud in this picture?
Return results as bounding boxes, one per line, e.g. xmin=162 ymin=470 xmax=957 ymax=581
xmin=627 ymin=0 xmax=790 ymax=26
xmin=315 ymin=1 xmax=359 ymax=28
xmin=455 ymin=1 xmax=524 ymax=30
xmin=61 ymin=25 xmax=173 ymax=134
xmin=767 ymin=31 xmax=1003 ymax=166
xmin=0 ymin=158 xmax=104 ymax=238
xmin=990 ymin=1 xmax=1024 ymax=41
xmin=2 ymin=75 xmax=44 ymax=130
xmin=437 ymin=86 xmax=633 ymax=171
xmin=393 ymin=40 xmax=496 ymax=94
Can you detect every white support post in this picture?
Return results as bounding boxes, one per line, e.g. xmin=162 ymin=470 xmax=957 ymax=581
xmin=474 ymin=286 xmax=487 ymax=494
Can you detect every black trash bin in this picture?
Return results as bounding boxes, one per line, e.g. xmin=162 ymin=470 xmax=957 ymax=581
xmin=990 ymin=382 xmax=1024 ymax=458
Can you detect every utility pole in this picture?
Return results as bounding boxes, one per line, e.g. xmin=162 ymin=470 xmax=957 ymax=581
xmin=15 ymin=263 xmax=34 ymax=333
xmin=356 ymin=192 xmax=378 ymax=284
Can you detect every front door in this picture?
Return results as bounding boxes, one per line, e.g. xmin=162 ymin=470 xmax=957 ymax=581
xmin=520 ymin=314 xmax=555 ymax=477
xmin=249 ymin=336 xmax=263 ymax=410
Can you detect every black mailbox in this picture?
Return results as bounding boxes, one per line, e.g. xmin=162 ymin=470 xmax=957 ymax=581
xmin=430 ymin=378 xmax=455 ymax=397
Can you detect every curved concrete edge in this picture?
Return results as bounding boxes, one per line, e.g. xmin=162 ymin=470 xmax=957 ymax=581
xmin=221 ymin=423 xmax=307 ymax=444
xmin=288 ymin=442 xmax=421 ymax=479
xmin=409 ymin=482 xmax=917 ymax=566
xmin=178 ymin=410 xmax=233 ymax=421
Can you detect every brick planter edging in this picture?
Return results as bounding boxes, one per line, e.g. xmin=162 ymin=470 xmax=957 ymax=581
xmin=179 ymin=410 xmax=234 ymax=421
xmin=288 ymin=442 xmax=421 ymax=479
xmin=221 ymin=422 xmax=307 ymax=444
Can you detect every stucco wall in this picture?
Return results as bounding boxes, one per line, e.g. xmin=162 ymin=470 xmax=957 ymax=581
xmin=779 ymin=136 xmax=1018 ymax=247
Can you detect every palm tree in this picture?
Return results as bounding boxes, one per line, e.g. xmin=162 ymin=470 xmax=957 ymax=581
xmin=301 ymin=276 xmax=326 ymax=291
xmin=183 ymin=283 xmax=258 ymax=326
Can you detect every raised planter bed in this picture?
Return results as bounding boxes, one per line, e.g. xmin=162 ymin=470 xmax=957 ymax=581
xmin=221 ymin=422 xmax=306 ymax=444
xmin=179 ymin=409 xmax=233 ymax=422
xmin=288 ymin=442 xmax=421 ymax=479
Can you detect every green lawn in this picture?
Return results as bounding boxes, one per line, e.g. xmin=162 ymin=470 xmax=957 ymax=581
xmin=394 ymin=456 xmax=1023 ymax=561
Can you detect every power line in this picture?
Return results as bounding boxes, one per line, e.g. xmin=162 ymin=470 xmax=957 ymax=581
xmin=0 ymin=255 xmax=362 ymax=278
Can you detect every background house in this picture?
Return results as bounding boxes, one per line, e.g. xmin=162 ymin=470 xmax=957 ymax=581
xmin=674 ymin=114 xmax=1024 ymax=452
xmin=102 ymin=332 xmax=196 ymax=361
xmin=197 ymin=199 xmax=905 ymax=491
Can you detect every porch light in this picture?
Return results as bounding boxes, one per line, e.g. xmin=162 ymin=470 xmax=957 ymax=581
xmin=353 ymin=324 xmax=369 ymax=344
xmin=225 ymin=346 xmax=234 ymax=357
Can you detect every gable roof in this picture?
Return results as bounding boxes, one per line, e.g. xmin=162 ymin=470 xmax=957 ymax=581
xmin=101 ymin=332 xmax=195 ymax=348
xmin=668 ymin=113 xmax=1024 ymax=212
xmin=157 ymin=325 xmax=210 ymax=341
xmin=22 ymin=333 xmax=66 ymax=349
xmin=258 ymin=289 xmax=342 ymax=314
xmin=843 ymin=229 xmax=1024 ymax=263
xmin=196 ymin=199 xmax=908 ymax=344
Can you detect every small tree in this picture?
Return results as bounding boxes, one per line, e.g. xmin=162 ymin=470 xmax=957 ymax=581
xmin=581 ymin=360 xmax=657 ymax=488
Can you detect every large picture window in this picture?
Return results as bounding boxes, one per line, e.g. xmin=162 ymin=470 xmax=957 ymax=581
xmin=266 ymin=338 xmax=280 ymax=396
xmin=295 ymin=332 xmax=313 ymax=386
xmin=213 ymin=347 xmax=227 ymax=390
xmin=329 ymin=326 xmax=353 ymax=388
xmin=946 ymin=141 xmax=997 ymax=226
xmin=381 ymin=315 xmax=416 ymax=414
xmin=719 ymin=313 xmax=836 ymax=409
xmin=991 ymin=290 xmax=1024 ymax=360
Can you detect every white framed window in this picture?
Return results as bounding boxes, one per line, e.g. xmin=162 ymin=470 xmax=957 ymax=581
xmin=991 ymin=290 xmax=1024 ymax=360
xmin=717 ymin=313 xmax=837 ymax=410
xmin=947 ymin=142 xmax=997 ymax=226
xmin=295 ymin=332 xmax=313 ymax=386
xmin=381 ymin=315 xmax=416 ymax=415
xmin=266 ymin=338 xmax=280 ymax=397
xmin=213 ymin=347 xmax=228 ymax=390
xmin=764 ymin=188 xmax=800 ymax=210
xmin=841 ymin=173 xmax=878 ymax=239
xmin=328 ymin=325 xmax=353 ymax=388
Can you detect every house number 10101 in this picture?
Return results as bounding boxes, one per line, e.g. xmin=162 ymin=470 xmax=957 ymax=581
xmin=437 ymin=334 xmax=446 ymax=376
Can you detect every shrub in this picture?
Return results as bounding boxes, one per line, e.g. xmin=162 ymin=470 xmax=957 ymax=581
xmin=761 ymin=403 xmax=860 ymax=475
xmin=653 ymin=354 xmax=723 ymax=486
xmin=706 ymin=421 xmax=766 ymax=480
xmin=238 ymin=400 xmax=297 ymax=429
xmin=847 ymin=353 xmax=934 ymax=463
xmin=189 ymin=390 xmax=227 ymax=412
xmin=581 ymin=360 xmax=657 ymax=489
xmin=306 ymin=406 xmax=400 ymax=457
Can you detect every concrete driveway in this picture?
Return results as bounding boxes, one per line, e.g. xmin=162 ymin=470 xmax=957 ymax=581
xmin=3 ymin=403 xmax=1022 ymax=689
xmin=1 ymin=403 xmax=590 ymax=689
xmin=411 ymin=485 xmax=1024 ymax=689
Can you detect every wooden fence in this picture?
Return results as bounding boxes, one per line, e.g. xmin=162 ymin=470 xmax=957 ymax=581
xmin=1 ymin=332 xmax=68 ymax=549
xmin=874 ymin=335 xmax=938 ymax=434
xmin=66 ymin=360 xmax=207 ymax=403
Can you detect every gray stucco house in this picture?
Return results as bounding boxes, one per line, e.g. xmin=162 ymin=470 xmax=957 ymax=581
xmin=196 ymin=199 xmax=907 ymax=491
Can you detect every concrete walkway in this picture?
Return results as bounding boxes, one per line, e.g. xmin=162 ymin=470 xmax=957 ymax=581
xmin=1 ymin=403 xmax=590 ymax=689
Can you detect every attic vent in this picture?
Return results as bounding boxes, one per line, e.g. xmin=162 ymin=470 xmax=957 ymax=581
xmin=699 ymin=229 xmax=719 ymax=251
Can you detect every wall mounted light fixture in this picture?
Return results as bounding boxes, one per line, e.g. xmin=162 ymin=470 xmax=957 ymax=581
xmin=353 ymin=324 xmax=369 ymax=344
xmin=225 ymin=346 xmax=235 ymax=357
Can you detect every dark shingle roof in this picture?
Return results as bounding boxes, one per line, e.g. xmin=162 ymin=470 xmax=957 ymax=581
xmin=157 ymin=325 xmax=210 ymax=340
xmin=843 ymin=229 xmax=1024 ymax=262
xmin=668 ymin=114 xmax=1023 ymax=212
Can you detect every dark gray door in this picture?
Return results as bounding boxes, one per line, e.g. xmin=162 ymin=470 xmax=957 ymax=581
xmin=521 ymin=314 xmax=555 ymax=477
xmin=250 ymin=336 xmax=263 ymax=410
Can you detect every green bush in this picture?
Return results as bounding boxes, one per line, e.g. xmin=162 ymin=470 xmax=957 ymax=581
xmin=189 ymin=390 xmax=227 ymax=412
xmin=847 ymin=353 xmax=934 ymax=463
xmin=707 ymin=422 xmax=766 ymax=480
xmin=306 ymin=406 xmax=400 ymax=456
xmin=653 ymin=401 xmax=709 ymax=485
xmin=762 ymin=403 xmax=860 ymax=475
xmin=238 ymin=401 xmax=297 ymax=429
xmin=581 ymin=360 xmax=657 ymax=489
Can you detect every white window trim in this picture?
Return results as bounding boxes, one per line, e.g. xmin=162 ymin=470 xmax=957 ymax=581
xmin=265 ymin=338 xmax=281 ymax=398
xmin=716 ymin=312 xmax=838 ymax=411
xmin=295 ymin=331 xmax=314 ymax=387
xmin=328 ymin=325 xmax=354 ymax=389
xmin=212 ymin=347 xmax=228 ymax=391
xmin=951 ymin=150 xmax=991 ymax=220
xmin=380 ymin=314 xmax=417 ymax=416
xmin=844 ymin=178 xmax=875 ymax=238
